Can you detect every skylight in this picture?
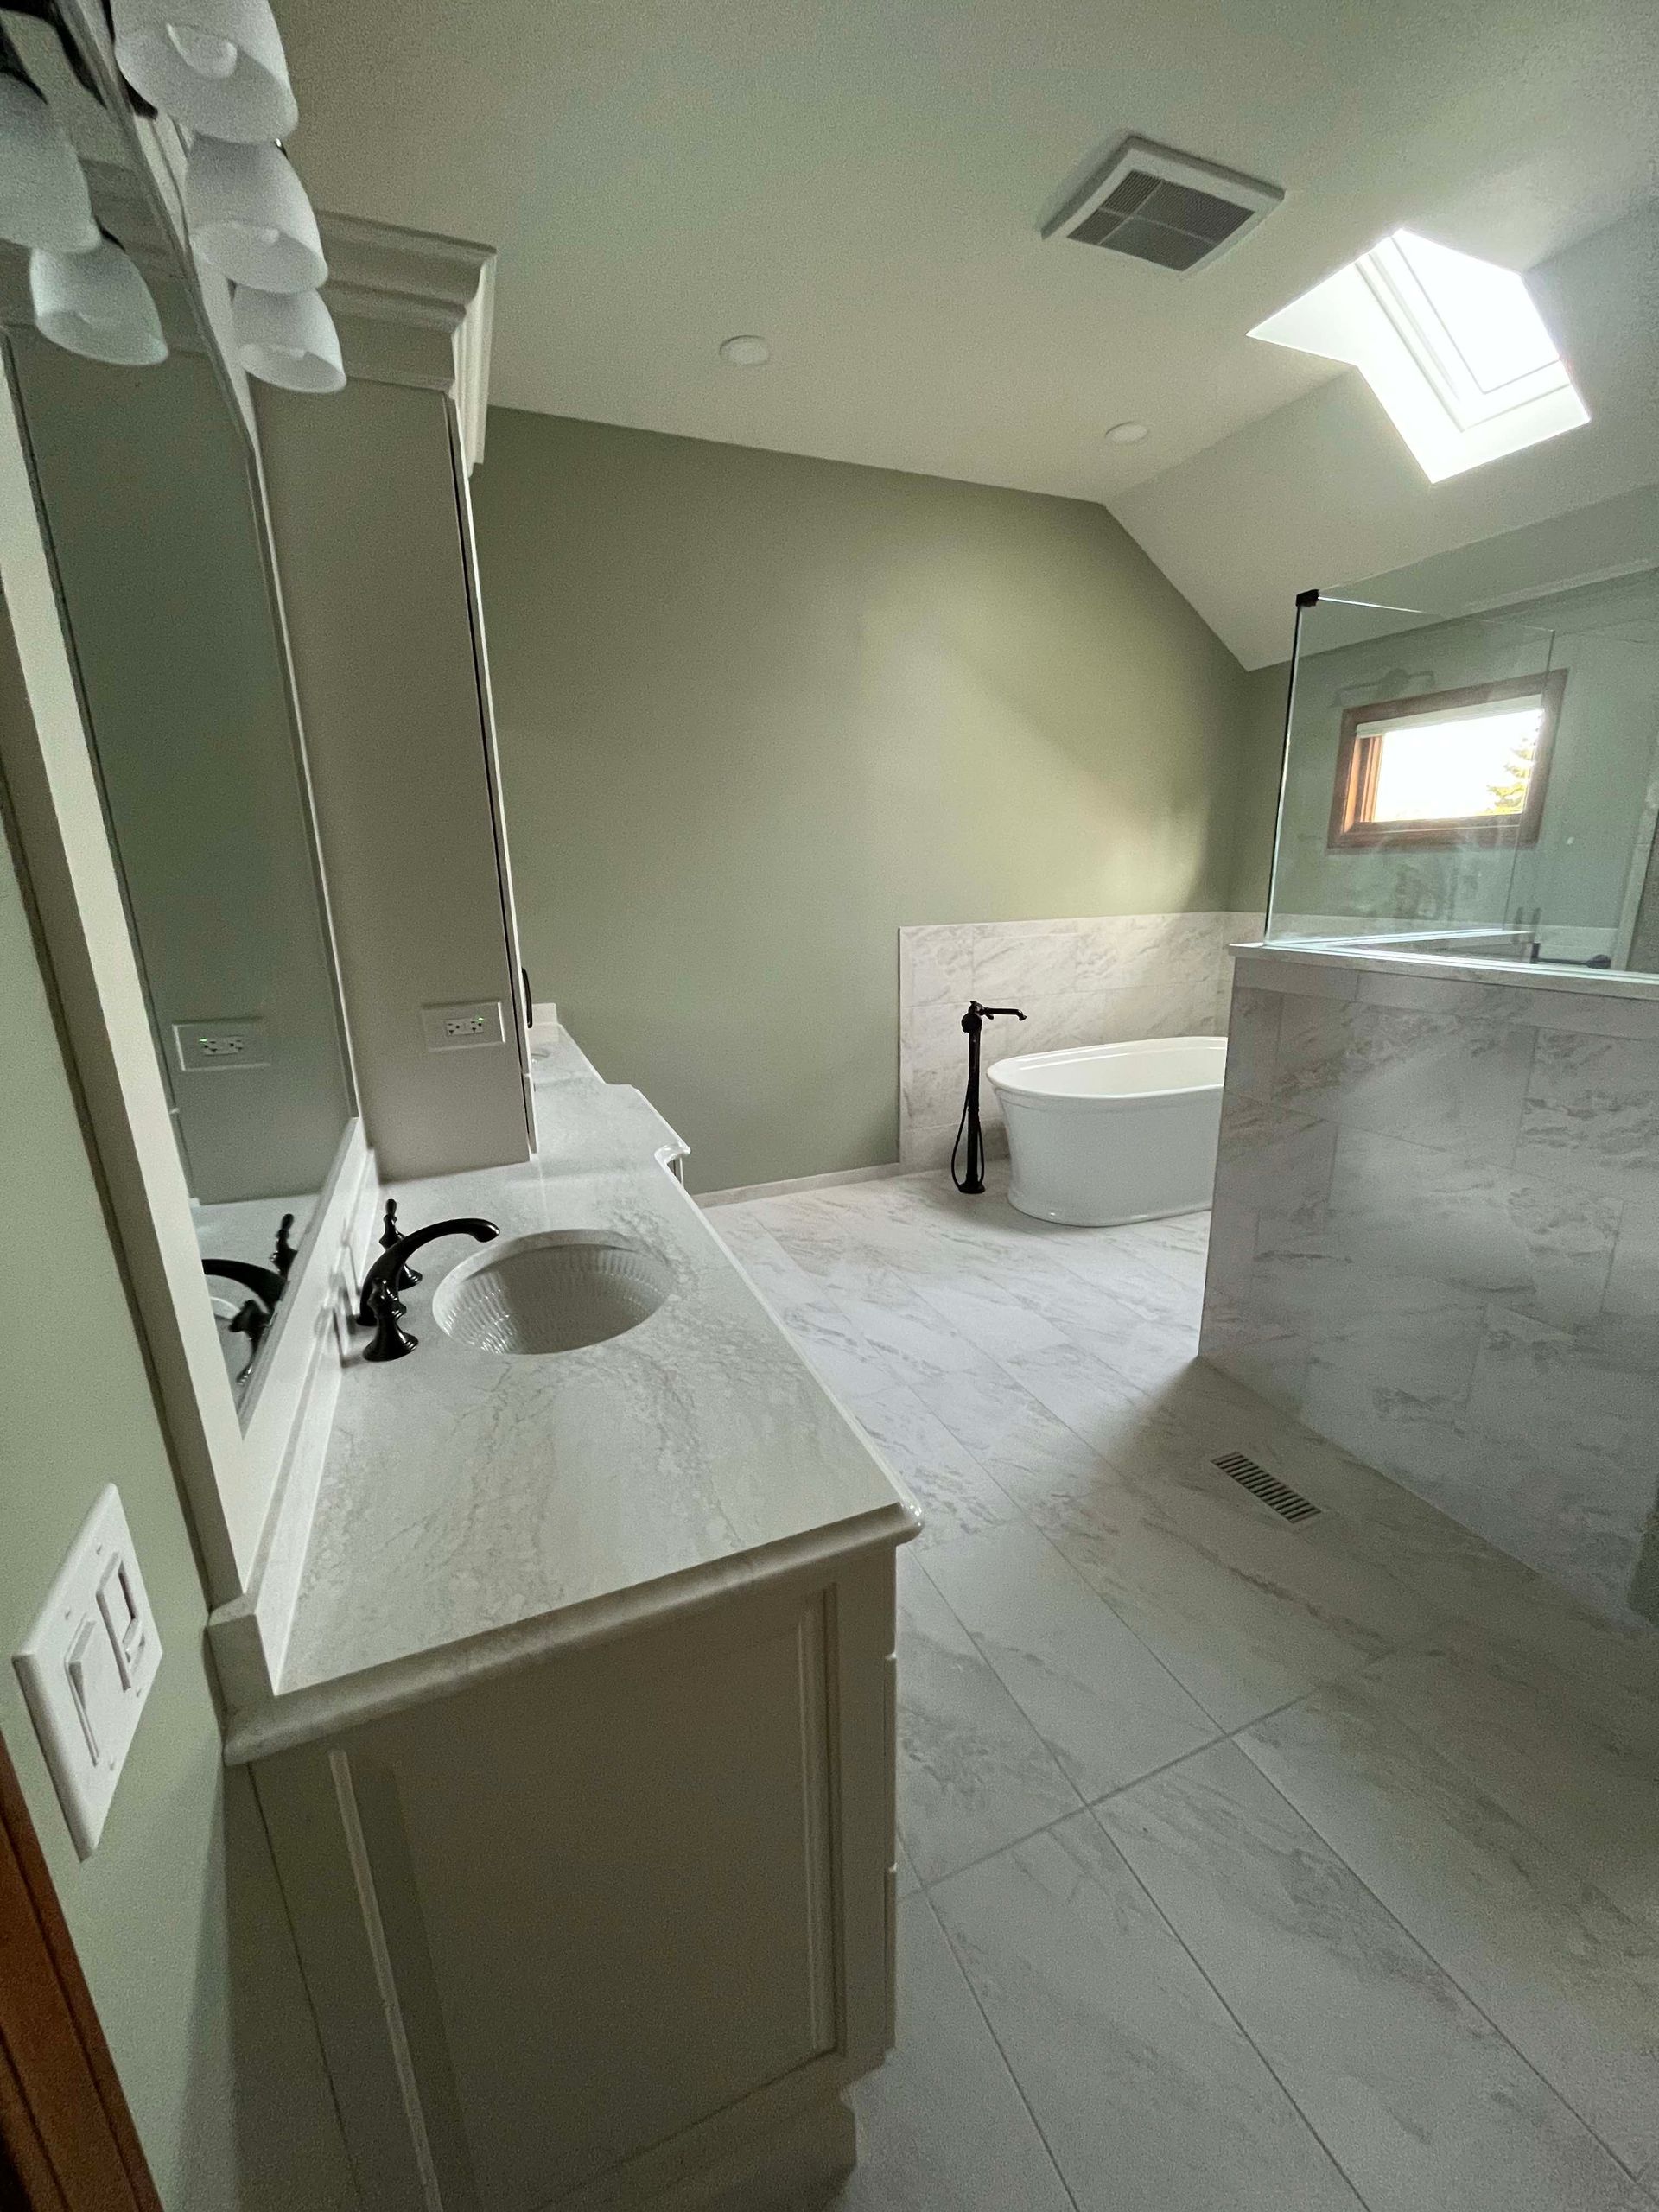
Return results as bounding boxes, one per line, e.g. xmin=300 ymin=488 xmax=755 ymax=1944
xmin=1250 ymin=229 xmax=1588 ymax=482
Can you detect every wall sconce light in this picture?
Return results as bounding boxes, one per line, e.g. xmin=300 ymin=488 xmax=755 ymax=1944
xmin=232 ymin=281 xmax=343 ymax=391
xmin=185 ymin=137 xmax=324 ymax=290
xmin=29 ymin=235 xmax=168 ymax=365
xmin=111 ymin=0 xmax=296 ymax=142
xmin=0 ymin=70 xmax=98 ymax=252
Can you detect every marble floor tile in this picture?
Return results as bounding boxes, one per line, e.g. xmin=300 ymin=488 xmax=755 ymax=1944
xmin=1461 ymin=1579 xmax=1659 ymax=1746
xmin=848 ymin=1382 xmax=1023 ymax=1549
xmin=831 ymin=1892 xmax=1074 ymax=2212
xmin=1353 ymin=1632 xmax=1659 ymax=1936
xmin=905 ymin=1268 xmax=1077 ymax=1362
xmin=919 ymin=1520 xmax=1219 ymax=1802
xmin=1099 ymin=1743 xmax=1649 ymax=2212
xmin=824 ymin=1281 xmax=988 ymax=1392
xmin=1038 ymin=1240 xmax=1202 ymax=1334
xmin=893 ymin=1550 xmax=1082 ymax=1883
xmin=908 ymin=1360 xmax=1111 ymax=1516
xmin=1025 ymin=1437 xmax=1442 ymax=1732
xmin=774 ymin=1294 xmax=903 ymax=1406
xmin=931 ymin=1814 xmax=1365 ymax=2212
xmin=1241 ymin=1680 xmax=1659 ymax=2191
xmin=1001 ymin=1338 xmax=1191 ymax=1463
xmin=704 ymin=1211 xmax=823 ymax=1319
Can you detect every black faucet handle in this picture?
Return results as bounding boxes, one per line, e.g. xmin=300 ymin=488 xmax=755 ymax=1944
xmin=361 ymin=1278 xmax=418 ymax=1363
xmin=271 ymin=1212 xmax=298 ymax=1280
xmin=354 ymin=1216 xmax=498 ymax=1331
xmin=379 ymin=1198 xmax=421 ymax=1289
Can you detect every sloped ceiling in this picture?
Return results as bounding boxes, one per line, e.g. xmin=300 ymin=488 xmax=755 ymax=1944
xmin=1115 ymin=204 xmax=1659 ymax=664
xmin=276 ymin=0 xmax=1659 ymax=665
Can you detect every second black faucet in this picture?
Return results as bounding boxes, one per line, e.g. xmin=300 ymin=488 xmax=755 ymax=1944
xmin=356 ymin=1215 xmax=500 ymax=1363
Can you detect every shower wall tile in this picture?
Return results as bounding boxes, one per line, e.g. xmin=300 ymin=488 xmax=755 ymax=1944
xmin=1202 ymin=957 xmax=1659 ymax=1626
xmin=897 ymin=911 xmax=1251 ymax=1170
xmin=1513 ymin=1032 xmax=1659 ymax=1205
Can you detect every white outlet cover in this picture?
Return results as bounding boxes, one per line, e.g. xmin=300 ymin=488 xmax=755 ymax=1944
xmin=14 ymin=1486 xmax=162 ymax=1859
xmin=422 ymin=1000 xmax=505 ymax=1052
xmin=174 ymin=1014 xmax=270 ymax=1072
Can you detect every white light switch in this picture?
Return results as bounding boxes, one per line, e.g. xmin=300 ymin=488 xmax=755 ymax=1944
xmin=14 ymin=1487 xmax=161 ymax=1859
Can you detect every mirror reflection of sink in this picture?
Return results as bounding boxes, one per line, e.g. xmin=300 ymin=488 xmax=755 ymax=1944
xmin=432 ymin=1232 xmax=673 ymax=1357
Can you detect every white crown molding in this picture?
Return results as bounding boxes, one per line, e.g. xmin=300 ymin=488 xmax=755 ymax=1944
xmin=318 ymin=214 xmax=497 ymax=467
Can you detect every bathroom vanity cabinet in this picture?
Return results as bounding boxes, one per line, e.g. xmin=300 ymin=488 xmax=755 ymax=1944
xmin=249 ymin=1538 xmax=899 ymax=2212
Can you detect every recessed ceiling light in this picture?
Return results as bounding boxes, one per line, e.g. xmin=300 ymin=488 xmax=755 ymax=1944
xmin=719 ymin=334 xmax=770 ymax=367
xmin=1105 ymin=420 xmax=1150 ymax=444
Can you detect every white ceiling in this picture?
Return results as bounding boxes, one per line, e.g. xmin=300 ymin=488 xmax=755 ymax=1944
xmin=278 ymin=0 xmax=1659 ymax=664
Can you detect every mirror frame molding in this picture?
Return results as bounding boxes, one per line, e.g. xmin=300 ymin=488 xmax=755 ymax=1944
xmin=0 ymin=363 xmax=365 ymax=1603
xmin=0 ymin=1 xmax=367 ymax=1601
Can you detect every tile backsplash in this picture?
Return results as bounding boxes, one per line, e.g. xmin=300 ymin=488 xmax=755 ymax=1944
xmin=899 ymin=910 xmax=1262 ymax=1170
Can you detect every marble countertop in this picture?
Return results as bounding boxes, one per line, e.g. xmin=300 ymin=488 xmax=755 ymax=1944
xmin=228 ymin=1031 xmax=916 ymax=1758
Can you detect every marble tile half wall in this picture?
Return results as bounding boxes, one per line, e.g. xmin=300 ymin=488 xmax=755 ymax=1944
xmin=899 ymin=912 xmax=1262 ymax=1171
xmin=1199 ymin=950 xmax=1659 ymax=1626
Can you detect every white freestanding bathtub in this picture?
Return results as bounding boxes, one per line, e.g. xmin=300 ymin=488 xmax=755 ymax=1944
xmin=988 ymin=1035 xmax=1227 ymax=1226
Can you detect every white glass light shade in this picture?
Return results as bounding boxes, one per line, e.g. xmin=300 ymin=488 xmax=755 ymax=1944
xmin=232 ymin=283 xmax=344 ymax=392
xmin=111 ymin=0 xmax=297 ymax=142
xmin=185 ymin=138 xmax=324 ymax=291
xmin=29 ymin=241 xmax=168 ymax=365
xmin=0 ymin=74 xmax=98 ymax=253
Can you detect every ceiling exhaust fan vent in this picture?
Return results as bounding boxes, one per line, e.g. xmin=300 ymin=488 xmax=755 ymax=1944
xmin=1044 ymin=137 xmax=1283 ymax=275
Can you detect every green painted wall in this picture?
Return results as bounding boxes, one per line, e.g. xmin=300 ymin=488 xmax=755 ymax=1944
xmin=1231 ymin=662 xmax=1289 ymax=916
xmin=0 ymin=681 xmax=355 ymax=2201
xmin=474 ymin=411 xmax=1250 ymax=1193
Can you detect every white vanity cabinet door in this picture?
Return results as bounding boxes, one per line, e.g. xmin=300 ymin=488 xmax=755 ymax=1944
xmin=253 ymin=1544 xmax=898 ymax=2212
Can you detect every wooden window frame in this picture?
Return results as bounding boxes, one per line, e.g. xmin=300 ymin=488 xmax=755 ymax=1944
xmin=1327 ymin=668 xmax=1566 ymax=851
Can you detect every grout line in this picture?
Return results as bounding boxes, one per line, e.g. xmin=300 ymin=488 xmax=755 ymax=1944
xmin=899 ymin=1683 xmax=1325 ymax=1904
xmin=1223 ymin=1728 xmax=1659 ymax=2201
xmin=1076 ymin=1783 xmax=1382 ymax=2212
xmin=909 ymin=1889 xmax=1090 ymax=2212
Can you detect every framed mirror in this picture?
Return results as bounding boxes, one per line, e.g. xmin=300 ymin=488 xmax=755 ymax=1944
xmin=0 ymin=10 xmax=353 ymax=1422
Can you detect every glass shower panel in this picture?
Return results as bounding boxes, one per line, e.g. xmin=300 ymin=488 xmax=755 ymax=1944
xmin=1520 ymin=582 xmax=1659 ymax=974
xmin=1268 ymin=593 xmax=1554 ymax=952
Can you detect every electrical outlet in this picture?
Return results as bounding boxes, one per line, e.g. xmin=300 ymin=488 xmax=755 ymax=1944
xmin=174 ymin=1016 xmax=270 ymax=1072
xmin=421 ymin=1000 xmax=505 ymax=1052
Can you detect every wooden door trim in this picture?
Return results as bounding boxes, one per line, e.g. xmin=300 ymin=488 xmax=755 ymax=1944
xmin=0 ymin=1732 xmax=160 ymax=2212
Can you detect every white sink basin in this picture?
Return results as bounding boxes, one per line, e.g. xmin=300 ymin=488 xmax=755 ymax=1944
xmin=433 ymin=1232 xmax=672 ymax=1357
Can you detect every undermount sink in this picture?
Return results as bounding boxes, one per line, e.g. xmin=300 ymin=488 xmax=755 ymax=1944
xmin=432 ymin=1232 xmax=672 ymax=1357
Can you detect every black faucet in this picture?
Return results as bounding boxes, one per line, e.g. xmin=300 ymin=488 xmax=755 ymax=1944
xmin=377 ymin=1198 xmax=422 ymax=1291
xmin=203 ymin=1257 xmax=289 ymax=1311
xmin=354 ymin=1216 xmax=499 ymax=1363
xmin=953 ymin=1001 xmax=1026 ymax=1196
xmin=202 ymin=1258 xmax=289 ymax=1380
xmin=270 ymin=1212 xmax=298 ymax=1281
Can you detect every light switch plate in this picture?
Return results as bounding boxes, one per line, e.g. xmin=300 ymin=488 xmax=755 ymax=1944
xmin=14 ymin=1487 xmax=161 ymax=1859
xmin=421 ymin=999 xmax=505 ymax=1052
